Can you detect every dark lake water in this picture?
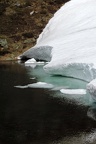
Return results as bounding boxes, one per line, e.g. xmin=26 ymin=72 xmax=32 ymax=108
xmin=0 ymin=61 xmax=96 ymax=144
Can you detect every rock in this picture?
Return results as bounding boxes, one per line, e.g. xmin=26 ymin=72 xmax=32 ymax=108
xmin=0 ymin=38 xmax=8 ymax=49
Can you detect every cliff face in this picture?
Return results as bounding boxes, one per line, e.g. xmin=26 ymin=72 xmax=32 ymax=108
xmin=0 ymin=0 xmax=69 ymax=60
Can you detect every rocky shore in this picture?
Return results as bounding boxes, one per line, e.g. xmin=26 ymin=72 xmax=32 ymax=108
xmin=0 ymin=0 xmax=69 ymax=60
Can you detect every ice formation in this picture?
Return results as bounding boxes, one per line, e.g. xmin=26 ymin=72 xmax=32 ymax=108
xmin=60 ymin=89 xmax=86 ymax=95
xmin=42 ymin=0 xmax=96 ymax=81
xmin=25 ymin=58 xmax=36 ymax=63
xmin=19 ymin=46 xmax=52 ymax=61
xmin=15 ymin=82 xmax=54 ymax=89
xmin=20 ymin=0 xmax=96 ymax=94
xmin=87 ymin=79 xmax=96 ymax=99
xmin=21 ymin=0 xmax=96 ymax=81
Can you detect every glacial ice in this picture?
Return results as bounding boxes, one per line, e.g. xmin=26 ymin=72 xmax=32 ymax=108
xmin=87 ymin=79 xmax=96 ymax=99
xmin=60 ymin=88 xmax=88 ymax=105
xmin=24 ymin=58 xmax=45 ymax=68
xmin=19 ymin=46 xmax=52 ymax=62
xmin=20 ymin=0 xmax=96 ymax=82
xmin=20 ymin=0 xmax=96 ymax=97
xmin=41 ymin=0 xmax=96 ymax=81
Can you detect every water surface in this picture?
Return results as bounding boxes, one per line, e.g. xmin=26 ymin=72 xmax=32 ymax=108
xmin=0 ymin=61 xmax=96 ymax=144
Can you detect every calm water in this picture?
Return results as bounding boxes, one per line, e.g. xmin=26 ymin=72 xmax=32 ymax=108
xmin=0 ymin=61 xmax=96 ymax=144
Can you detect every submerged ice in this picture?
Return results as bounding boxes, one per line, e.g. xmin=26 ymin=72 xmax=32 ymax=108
xmin=16 ymin=64 xmax=93 ymax=106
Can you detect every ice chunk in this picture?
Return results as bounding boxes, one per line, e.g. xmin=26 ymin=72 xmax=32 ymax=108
xmin=60 ymin=89 xmax=86 ymax=95
xmin=25 ymin=58 xmax=36 ymax=68
xmin=19 ymin=46 xmax=52 ymax=62
xmin=15 ymin=82 xmax=54 ymax=89
xmin=37 ymin=61 xmax=45 ymax=64
xmin=30 ymin=77 xmax=36 ymax=80
xmin=28 ymin=82 xmax=54 ymax=88
xmin=14 ymin=85 xmax=28 ymax=89
xmin=25 ymin=58 xmax=36 ymax=63
xmin=60 ymin=88 xmax=89 ymax=105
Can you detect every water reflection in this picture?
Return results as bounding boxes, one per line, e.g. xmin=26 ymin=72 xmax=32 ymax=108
xmin=0 ymin=61 xmax=96 ymax=144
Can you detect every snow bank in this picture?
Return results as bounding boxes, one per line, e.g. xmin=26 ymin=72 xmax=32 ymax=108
xmin=42 ymin=0 xmax=96 ymax=81
xmin=20 ymin=0 xmax=96 ymax=82
xmin=36 ymin=0 xmax=96 ymax=81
